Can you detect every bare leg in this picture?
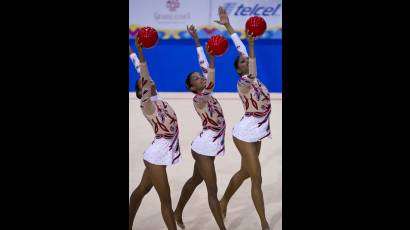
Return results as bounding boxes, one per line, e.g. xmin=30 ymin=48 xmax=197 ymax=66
xmin=129 ymin=168 xmax=153 ymax=230
xmin=233 ymin=137 xmax=269 ymax=229
xmin=174 ymin=161 xmax=203 ymax=229
xmin=144 ymin=160 xmax=177 ymax=230
xmin=220 ymin=139 xmax=261 ymax=219
xmin=219 ymin=157 xmax=249 ymax=219
xmin=193 ymin=151 xmax=226 ymax=230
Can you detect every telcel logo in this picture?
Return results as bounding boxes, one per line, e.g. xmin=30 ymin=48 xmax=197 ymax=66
xmin=224 ymin=2 xmax=281 ymax=16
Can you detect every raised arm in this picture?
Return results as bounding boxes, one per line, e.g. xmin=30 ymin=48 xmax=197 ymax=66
xmin=205 ymin=44 xmax=215 ymax=92
xmin=215 ymin=6 xmax=248 ymax=57
xmin=237 ymin=32 xmax=258 ymax=94
xmin=194 ymin=45 xmax=215 ymax=109
xmin=135 ymin=37 xmax=155 ymax=115
xmin=247 ymin=31 xmax=256 ymax=78
xmin=129 ymin=45 xmax=141 ymax=73
xmin=187 ymin=25 xmax=209 ymax=78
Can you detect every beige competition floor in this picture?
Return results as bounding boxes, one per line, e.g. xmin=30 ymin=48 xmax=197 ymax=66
xmin=130 ymin=92 xmax=282 ymax=230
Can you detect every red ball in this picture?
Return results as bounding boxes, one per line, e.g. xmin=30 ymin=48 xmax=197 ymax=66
xmin=137 ymin=27 xmax=159 ymax=48
xmin=207 ymin=35 xmax=228 ymax=56
xmin=245 ymin=16 xmax=267 ymax=37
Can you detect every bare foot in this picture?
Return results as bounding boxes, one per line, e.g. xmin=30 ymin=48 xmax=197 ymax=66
xmin=174 ymin=211 xmax=185 ymax=229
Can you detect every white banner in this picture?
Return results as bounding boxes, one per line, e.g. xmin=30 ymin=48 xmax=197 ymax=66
xmin=210 ymin=0 xmax=282 ymax=30
xmin=129 ymin=0 xmax=282 ymax=39
xmin=129 ymin=0 xmax=210 ymax=30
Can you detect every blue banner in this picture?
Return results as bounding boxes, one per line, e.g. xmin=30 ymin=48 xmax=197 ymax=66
xmin=129 ymin=38 xmax=282 ymax=93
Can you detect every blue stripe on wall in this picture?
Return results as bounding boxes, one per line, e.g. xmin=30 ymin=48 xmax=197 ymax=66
xmin=129 ymin=39 xmax=281 ymax=92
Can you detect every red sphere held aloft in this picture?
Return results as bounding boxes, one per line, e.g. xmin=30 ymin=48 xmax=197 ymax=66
xmin=137 ymin=27 xmax=159 ymax=48
xmin=207 ymin=35 xmax=228 ymax=56
xmin=245 ymin=16 xmax=267 ymax=37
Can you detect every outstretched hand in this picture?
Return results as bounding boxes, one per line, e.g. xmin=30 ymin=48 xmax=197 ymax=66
xmin=205 ymin=43 xmax=214 ymax=57
xmin=214 ymin=6 xmax=230 ymax=26
xmin=135 ymin=35 xmax=143 ymax=50
xmin=205 ymin=43 xmax=215 ymax=68
xmin=135 ymin=35 xmax=145 ymax=62
xmin=246 ymin=30 xmax=255 ymax=58
xmin=246 ymin=30 xmax=256 ymax=44
xmin=187 ymin=24 xmax=198 ymax=38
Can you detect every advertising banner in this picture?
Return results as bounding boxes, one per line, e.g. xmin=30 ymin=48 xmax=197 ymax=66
xmin=129 ymin=0 xmax=281 ymax=39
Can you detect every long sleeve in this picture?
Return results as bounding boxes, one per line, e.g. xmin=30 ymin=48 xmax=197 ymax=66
xmin=196 ymin=46 xmax=209 ymax=79
xmin=231 ymin=33 xmax=249 ymax=57
xmin=139 ymin=62 xmax=155 ymax=112
xmin=129 ymin=53 xmax=141 ymax=73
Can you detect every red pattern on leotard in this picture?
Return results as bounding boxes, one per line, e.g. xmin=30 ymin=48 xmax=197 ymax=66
xmin=142 ymin=99 xmax=180 ymax=157
xmin=238 ymin=76 xmax=271 ymax=129
xmin=193 ymin=93 xmax=226 ymax=154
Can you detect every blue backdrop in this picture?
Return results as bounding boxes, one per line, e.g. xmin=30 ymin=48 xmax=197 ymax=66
xmin=129 ymin=39 xmax=281 ymax=92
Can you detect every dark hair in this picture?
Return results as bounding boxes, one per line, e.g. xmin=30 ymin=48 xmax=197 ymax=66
xmin=234 ymin=55 xmax=241 ymax=70
xmin=135 ymin=80 xmax=142 ymax=99
xmin=185 ymin=72 xmax=196 ymax=93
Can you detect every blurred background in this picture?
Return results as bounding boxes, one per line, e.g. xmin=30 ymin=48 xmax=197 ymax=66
xmin=129 ymin=1 xmax=282 ymax=229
